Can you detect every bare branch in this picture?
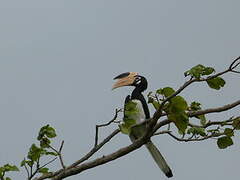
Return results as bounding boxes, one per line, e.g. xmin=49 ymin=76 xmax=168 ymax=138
xmin=58 ymin=141 xmax=65 ymax=169
xmin=166 ymin=132 xmax=224 ymax=142
xmin=49 ymin=142 xmax=66 ymax=169
xmin=23 ymin=160 xmax=30 ymax=180
xmin=153 ymin=130 xmax=172 ymax=136
xmin=39 ymin=157 xmax=58 ymax=169
xmin=189 ymin=100 xmax=240 ymax=117
xmin=189 ymin=116 xmax=238 ymax=128
xmin=229 ymin=56 xmax=240 ymax=71
xmin=95 ymin=109 xmax=121 ymax=146
xmin=33 ymin=129 xmax=120 ymax=180
xmin=69 ymin=129 xmax=120 ymax=168
xmin=51 ymin=135 xmax=150 ymax=180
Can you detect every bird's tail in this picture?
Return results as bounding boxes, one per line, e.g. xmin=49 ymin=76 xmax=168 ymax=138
xmin=145 ymin=141 xmax=173 ymax=178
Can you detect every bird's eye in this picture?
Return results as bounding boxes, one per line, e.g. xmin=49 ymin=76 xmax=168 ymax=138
xmin=135 ymin=77 xmax=141 ymax=84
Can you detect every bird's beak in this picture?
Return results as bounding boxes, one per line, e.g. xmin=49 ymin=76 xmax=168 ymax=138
xmin=112 ymin=72 xmax=138 ymax=90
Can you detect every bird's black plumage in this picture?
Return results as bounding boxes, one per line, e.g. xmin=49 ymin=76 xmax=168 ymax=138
xmin=130 ymin=76 xmax=150 ymax=119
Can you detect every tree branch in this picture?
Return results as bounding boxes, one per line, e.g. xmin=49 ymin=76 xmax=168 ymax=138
xmin=48 ymin=141 xmax=66 ymax=169
xmin=189 ymin=100 xmax=240 ymax=117
xmin=33 ymin=129 xmax=120 ymax=180
xmin=166 ymin=132 xmax=224 ymax=142
xmin=95 ymin=109 xmax=121 ymax=146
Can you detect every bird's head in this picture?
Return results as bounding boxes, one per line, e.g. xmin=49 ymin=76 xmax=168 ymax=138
xmin=112 ymin=72 xmax=148 ymax=91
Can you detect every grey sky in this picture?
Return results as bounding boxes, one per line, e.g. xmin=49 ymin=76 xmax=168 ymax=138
xmin=0 ymin=0 xmax=239 ymax=179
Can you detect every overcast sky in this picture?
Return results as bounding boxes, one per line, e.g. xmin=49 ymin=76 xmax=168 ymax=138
xmin=0 ymin=1 xmax=240 ymax=179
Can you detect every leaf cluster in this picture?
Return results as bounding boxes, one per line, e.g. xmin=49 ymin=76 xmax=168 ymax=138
xmin=119 ymin=101 xmax=137 ymax=134
xmin=184 ymin=64 xmax=226 ymax=90
xmin=184 ymin=64 xmax=215 ymax=79
xmin=21 ymin=125 xmax=58 ymax=178
xmin=0 ymin=164 xmax=19 ymax=180
xmin=147 ymin=63 xmax=239 ymax=150
xmin=154 ymin=87 xmax=189 ymax=133
xmin=216 ymin=118 xmax=240 ymax=149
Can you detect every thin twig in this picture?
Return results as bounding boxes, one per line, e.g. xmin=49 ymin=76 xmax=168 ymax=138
xmin=189 ymin=116 xmax=238 ymax=128
xmin=58 ymin=141 xmax=65 ymax=169
xmin=229 ymin=56 xmax=240 ymax=70
xmin=189 ymin=100 xmax=240 ymax=117
xmin=23 ymin=158 xmax=30 ymax=179
xmin=49 ymin=142 xmax=66 ymax=169
xmin=39 ymin=157 xmax=58 ymax=169
xmin=28 ymin=158 xmax=41 ymax=179
xmin=33 ymin=129 xmax=120 ymax=180
xmin=166 ymin=132 xmax=224 ymax=142
xmin=70 ymin=129 xmax=120 ymax=168
xmin=153 ymin=130 xmax=172 ymax=136
xmin=30 ymin=166 xmax=33 ymax=179
xmin=95 ymin=109 xmax=121 ymax=146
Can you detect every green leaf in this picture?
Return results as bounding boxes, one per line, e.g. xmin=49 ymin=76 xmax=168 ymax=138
xmin=217 ymin=136 xmax=233 ymax=149
xmin=152 ymin=101 xmax=160 ymax=110
xmin=119 ymin=118 xmax=136 ymax=135
xmin=0 ymin=168 xmax=3 ymax=178
xmin=202 ymin=67 xmax=215 ymax=75
xmin=184 ymin=64 xmax=205 ymax=78
xmin=2 ymin=164 xmax=19 ymax=172
xmin=124 ymin=101 xmax=138 ymax=125
xmin=38 ymin=125 xmax=48 ymax=140
xmin=124 ymin=101 xmax=138 ymax=116
xmin=39 ymin=167 xmax=49 ymax=174
xmin=45 ymin=127 xmax=57 ymax=138
xmin=168 ymin=112 xmax=189 ymax=133
xmin=170 ymin=96 xmax=188 ymax=113
xmin=119 ymin=123 xmax=130 ymax=134
xmin=20 ymin=160 xmax=26 ymax=167
xmin=25 ymin=160 xmax=34 ymax=167
xmin=184 ymin=65 xmax=215 ymax=79
xmin=157 ymin=87 xmax=175 ymax=97
xmin=148 ymin=97 xmax=160 ymax=110
xmin=124 ymin=110 xmax=138 ymax=118
xmin=206 ymin=77 xmax=226 ymax=90
xmin=232 ymin=117 xmax=240 ymax=130
xmin=190 ymin=101 xmax=201 ymax=111
xmin=6 ymin=177 xmax=12 ymax=180
xmin=187 ymin=127 xmax=206 ymax=136
xmin=38 ymin=124 xmax=57 ymax=140
xmin=40 ymin=138 xmax=51 ymax=148
xmin=224 ymin=128 xmax=234 ymax=137
xmin=27 ymin=144 xmax=46 ymax=162
xmin=121 ymin=101 xmax=138 ymax=135
xmin=197 ymin=114 xmax=207 ymax=126
xmin=0 ymin=164 xmax=19 ymax=178
xmin=123 ymin=118 xmax=136 ymax=126
xmin=125 ymin=101 xmax=137 ymax=111
xmin=207 ymin=128 xmax=220 ymax=133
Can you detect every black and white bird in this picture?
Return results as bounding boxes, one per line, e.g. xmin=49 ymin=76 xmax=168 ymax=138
xmin=112 ymin=72 xmax=173 ymax=178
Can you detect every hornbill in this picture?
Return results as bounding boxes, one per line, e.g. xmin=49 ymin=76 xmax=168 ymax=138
xmin=112 ymin=72 xmax=173 ymax=178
